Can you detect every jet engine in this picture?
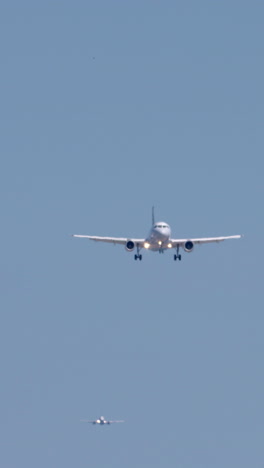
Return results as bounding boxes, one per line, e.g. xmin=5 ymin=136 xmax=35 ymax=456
xmin=184 ymin=240 xmax=194 ymax=252
xmin=125 ymin=240 xmax=135 ymax=252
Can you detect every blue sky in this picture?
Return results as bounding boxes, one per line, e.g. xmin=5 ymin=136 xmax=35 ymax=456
xmin=1 ymin=1 xmax=263 ymax=467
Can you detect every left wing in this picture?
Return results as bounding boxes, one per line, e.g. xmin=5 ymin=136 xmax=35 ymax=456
xmin=72 ymin=235 xmax=145 ymax=246
xmin=171 ymin=235 xmax=242 ymax=247
xmin=109 ymin=420 xmax=124 ymax=423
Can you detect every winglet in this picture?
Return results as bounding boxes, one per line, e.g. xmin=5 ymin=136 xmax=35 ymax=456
xmin=152 ymin=206 xmax=155 ymax=225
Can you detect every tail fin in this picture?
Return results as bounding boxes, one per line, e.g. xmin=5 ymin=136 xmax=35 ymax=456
xmin=152 ymin=206 xmax=155 ymax=225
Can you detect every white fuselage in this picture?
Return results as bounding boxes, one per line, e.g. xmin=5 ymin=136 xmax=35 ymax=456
xmin=145 ymin=221 xmax=172 ymax=252
xmin=95 ymin=416 xmax=108 ymax=425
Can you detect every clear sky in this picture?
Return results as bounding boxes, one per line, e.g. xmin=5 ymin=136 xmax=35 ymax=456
xmin=1 ymin=1 xmax=263 ymax=467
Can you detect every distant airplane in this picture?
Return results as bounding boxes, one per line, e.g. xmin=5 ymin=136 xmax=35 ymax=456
xmin=80 ymin=416 xmax=124 ymax=425
xmin=73 ymin=207 xmax=242 ymax=261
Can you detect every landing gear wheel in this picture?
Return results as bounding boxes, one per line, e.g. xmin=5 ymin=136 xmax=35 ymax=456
xmin=134 ymin=255 xmax=137 ymax=261
xmin=139 ymin=255 xmax=142 ymax=261
xmin=174 ymin=254 xmax=181 ymax=261
xmin=174 ymin=245 xmax=181 ymax=261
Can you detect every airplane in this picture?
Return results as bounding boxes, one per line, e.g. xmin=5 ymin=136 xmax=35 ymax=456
xmin=80 ymin=416 xmax=124 ymax=425
xmin=73 ymin=207 xmax=242 ymax=261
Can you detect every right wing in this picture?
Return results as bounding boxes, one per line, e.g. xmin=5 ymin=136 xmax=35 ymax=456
xmin=80 ymin=419 xmax=95 ymax=423
xmin=72 ymin=235 xmax=145 ymax=246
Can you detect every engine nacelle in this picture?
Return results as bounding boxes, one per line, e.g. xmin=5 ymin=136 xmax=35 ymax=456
xmin=184 ymin=240 xmax=194 ymax=252
xmin=125 ymin=240 xmax=135 ymax=252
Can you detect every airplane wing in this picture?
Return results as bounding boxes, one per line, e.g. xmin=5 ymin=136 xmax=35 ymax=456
xmin=72 ymin=235 xmax=145 ymax=246
xmin=80 ymin=419 xmax=95 ymax=423
xmin=108 ymin=420 xmax=124 ymax=423
xmin=171 ymin=235 xmax=242 ymax=247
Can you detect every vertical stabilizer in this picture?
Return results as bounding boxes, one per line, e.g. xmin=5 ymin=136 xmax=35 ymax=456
xmin=152 ymin=206 xmax=155 ymax=225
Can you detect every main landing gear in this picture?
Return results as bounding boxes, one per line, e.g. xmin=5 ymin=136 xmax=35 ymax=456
xmin=174 ymin=254 xmax=181 ymax=261
xmin=134 ymin=244 xmax=142 ymax=261
xmin=174 ymin=245 xmax=181 ymax=261
xmin=134 ymin=254 xmax=142 ymax=261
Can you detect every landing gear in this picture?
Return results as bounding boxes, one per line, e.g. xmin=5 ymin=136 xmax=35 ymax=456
xmin=134 ymin=254 xmax=142 ymax=261
xmin=174 ymin=245 xmax=181 ymax=261
xmin=134 ymin=244 xmax=142 ymax=261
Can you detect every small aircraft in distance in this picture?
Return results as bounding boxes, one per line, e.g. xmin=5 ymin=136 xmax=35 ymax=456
xmin=73 ymin=207 xmax=242 ymax=261
xmin=80 ymin=416 xmax=124 ymax=425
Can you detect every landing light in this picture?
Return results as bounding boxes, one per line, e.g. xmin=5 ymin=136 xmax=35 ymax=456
xmin=158 ymin=241 xmax=162 ymax=246
xmin=167 ymin=243 xmax=172 ymax=248
xmin=144 ymin=242 xmax=150 ymax=249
